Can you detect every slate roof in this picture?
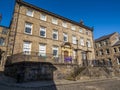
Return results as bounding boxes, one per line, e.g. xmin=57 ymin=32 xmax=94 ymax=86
xmin=95 ymin=32 xmax=116 ymax=42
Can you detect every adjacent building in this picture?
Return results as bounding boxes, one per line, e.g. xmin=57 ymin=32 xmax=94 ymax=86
xmin=0 ymin=26 xmax=9 ymax=67
xmin=95 ymin=32 xmax=120 ymax=71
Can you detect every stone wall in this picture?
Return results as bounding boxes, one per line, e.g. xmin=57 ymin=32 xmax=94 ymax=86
xmin=4 ymin=61 xmax=78 ymax=82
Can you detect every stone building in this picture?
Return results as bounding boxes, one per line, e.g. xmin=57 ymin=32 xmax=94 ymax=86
xmin=0 ymin=26 xmax=9 ymax=69
xmin=6 ymin=0 xmax=95 ymax=66
xmin=112 ymin=40 xmax=120 ymax=72
xmin=94 ymin=32 xmax=120 ymax=70
xmin=4 ymin=0 xmax=96 ymax=81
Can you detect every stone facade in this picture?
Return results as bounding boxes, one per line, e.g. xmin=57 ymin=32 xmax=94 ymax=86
xmin=94 ymin=32 xmax=120 ymax=70
xmin=0 ymin=26 xmax=9 ymax=68
xmin=6 ymin=0 xmax=95 ymax=66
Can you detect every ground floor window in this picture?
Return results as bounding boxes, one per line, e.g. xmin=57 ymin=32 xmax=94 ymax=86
xmin=117 ymin=57 xmax=120 ymax=65
xmin=52 ymin=46 xmax=58 ymax=57
xmin=39 ymin=44 xmax=46 ymax=56
xmin=23 ymin=41 xmax=31 ymax=55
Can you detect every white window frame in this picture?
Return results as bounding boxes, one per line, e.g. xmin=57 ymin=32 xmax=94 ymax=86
xmin=0 ymin=38 xmax=5 ymax=46
xmin=73 ymin=50 xmax=76 ymax=59
xmin=106 ymin=49 xmax=110 ymax=54
xmin=63 ymin=33 xmax=68 ymax=42
xmin=117 ymin=58 xmax=120 ymax=65
xmin=71 ymin=25 xmax=76 ymax=30
xmin=79 ymin=29 xmax=83 ymax=33
xmin=52 ymin=46 xmax=59 ymax=57
xmin=52 ymin=17 xmax=58 ymax=25
xmin=80 ymin=37 xmax=84 ymax=46
xmin=40 ymin=26 xmax=46 ymax=37
xmin=26 ymin=9 xmax=34 ymax=17
xmin=86 ymin=30 xmax=90 ymax=35
xmin=40 ymin=13 xmax=47 ymax=21
xmin=99 ymin=51 xmax=102 ymax=55
xmin=53 ymin=30 xmax=58 ymax=40
xmin=62 ymin=21 xmax=67 ymax=28
xmin=23 ymin=41 xmax=31 ymax=55
xmin=24 ymin=22 xmax=32 ymax=35
xmin=72 ymin=36 xmax=77 ymax=44
xmin=86 ymin=39 xmax=91 ymax=47
xmin=39 ymin=44 xmax=46 ymax=56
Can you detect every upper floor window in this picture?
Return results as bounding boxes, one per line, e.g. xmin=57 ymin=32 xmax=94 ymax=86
xmin=2 ymin=28 xmax=8 ymax=35
xmin=98 ymin=42 xmax=102 ymax=47
xmin=40 ymin=26 xmax=46 ymax=37
xmin=72 ymin=36 xmax=77 ymax=44
xmin=52 ymin=17 xmax=58 ymax=25
xmin=26 ymin=9 xmax=33 ymax=17
xmin=53 ymin=30 xmax=58 ymax=40
xmin=82 ymin=52 xmax=87 ymax=60
xmin=99 ymin=50 xmax=104 ymax=55
xmin=118 ymin=47 xmax=120 ymax=52
xmin=113 ymin=48 xmax=117 ymax=53
xmin=106 ymin=49 xmax=110 ymax=54
xmin=23 ymin=41 xmax=31 ymax=55
xmin=86 ymin=30 xmax=90 ymax=35
xmin=73 ymin=50 xmax=77 ymax=59
xmin=80 ymin=37 xmax=84 ymax=46
xmin=0 ymin=37 xmax=5 ymax=46
xmin=52 ymin=46 xmax=59 ymax=57
xmin=103 ymin=40 xmax=108 ymax=45
xmin=63 ymin=33 xmax=68 ymax=42
xmin=79 ymin=29 xmax=83 ymax=33
xmin=24 ymin=22 xmax=32 ymax=34
xmin=86 ymin=39 xmax=91 ymax=47
xmin=39 ymin=44 xmax=46 ymax=56
xmin=62 ymin=21 xmax=67 ymax=28
xmin=96 ymin=51 xmax=98 ymax=56
xmin=40 ymin=13 xmax=47 ymax=21
xmin=117 ymin=57 xmax=120 ymax=65
xmin=71 ymin=24 xmax=76 ymax=30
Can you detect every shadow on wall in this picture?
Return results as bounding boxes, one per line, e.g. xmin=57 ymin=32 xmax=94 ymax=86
xmin=4 ymin=60 xmax=57 ymax=90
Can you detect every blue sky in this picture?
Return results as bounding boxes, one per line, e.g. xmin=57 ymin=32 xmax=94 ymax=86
xmin=0 ymin=0 xmax=120 ymax=39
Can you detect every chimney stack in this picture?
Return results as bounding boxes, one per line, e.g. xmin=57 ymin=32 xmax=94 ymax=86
xmin=80 ymin=20 xmax=84 ymax=25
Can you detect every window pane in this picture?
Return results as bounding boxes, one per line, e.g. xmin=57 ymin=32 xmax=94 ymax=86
xmin=26 ymin=9 xmax=33 ymax=17
xmin=40 ymin=27 xmax=46 ymax=37
xmin=23 ymin=41 xmax=31 ymax=55
xmin=0 ymin=38 xmax=5 ymax=46
xmin=72 ymin=36 xmax=77 ymax=44
xmin=63 ymin=33 xmax=68 ymax=42
xmin=53 ymin=47 xmax=58 ymax=57
xmin=52 ymin=18 xmax=58 ymax=24
xmin=40 ymin=13 xmax=46 ymax=21
xmin=25 ymin=23 xmax=32 ymax=34
xmin=39 ymin=44 xmax=46 ymax=56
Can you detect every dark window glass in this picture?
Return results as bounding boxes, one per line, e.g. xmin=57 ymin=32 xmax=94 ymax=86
xmin=53 ymin=34 xmax=57 ymax=39
xmin=40 ymin=31 xmax=45 ymax=37
xmin=25 ymin=27 xmax=31 ymax=34
xmin=0 ymin=38 xmax=5 ymax=46
xmin=53 ymin=50 xmax=57 ymax=56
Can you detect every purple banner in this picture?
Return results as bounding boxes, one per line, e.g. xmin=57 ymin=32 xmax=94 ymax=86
xmin=64 ymin=57 xmax=72 ymax=62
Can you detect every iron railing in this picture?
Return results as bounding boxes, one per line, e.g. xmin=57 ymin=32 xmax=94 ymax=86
xmin=6 ymin=52 xmax=78 ymax=65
